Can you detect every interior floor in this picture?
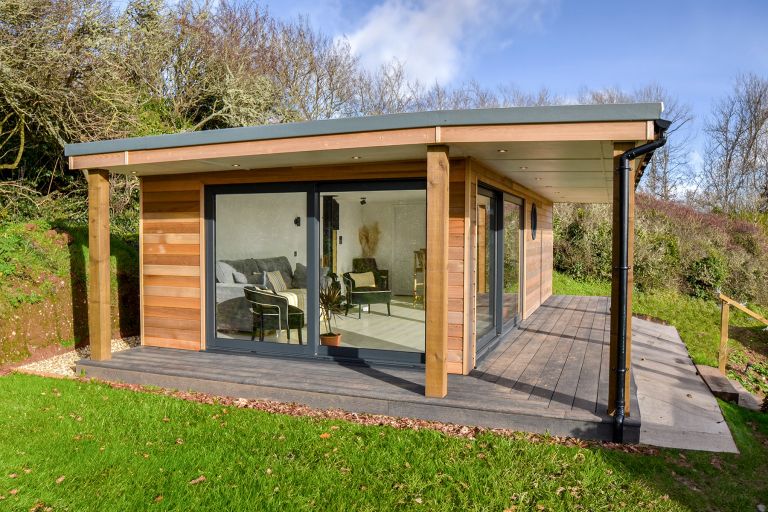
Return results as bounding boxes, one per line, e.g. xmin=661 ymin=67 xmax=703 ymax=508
xmin=216 ymin=295 xmax=425 ymax=352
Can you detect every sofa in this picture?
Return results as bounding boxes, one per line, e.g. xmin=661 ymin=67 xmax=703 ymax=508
xmin=215 ymin=256 xmax=307 ymax=333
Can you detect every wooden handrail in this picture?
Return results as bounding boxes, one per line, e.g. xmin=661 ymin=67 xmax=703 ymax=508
xmin=718 ymin=293 xmax=768 ymax=375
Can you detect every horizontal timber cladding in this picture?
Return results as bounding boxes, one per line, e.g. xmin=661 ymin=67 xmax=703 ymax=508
xmin=448 ymin=159 xmax=468 ymax=375
xmin=141 ymin=177 xmax=203 ymax=350
xmin=139 ymin=161 xmax=430 ymax=353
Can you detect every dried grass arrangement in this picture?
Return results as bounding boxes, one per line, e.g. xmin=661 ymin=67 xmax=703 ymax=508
xmin=358 ymin=222 xmax=380 ymax=257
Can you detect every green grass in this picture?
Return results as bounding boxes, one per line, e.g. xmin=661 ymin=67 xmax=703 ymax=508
xmin=0 ymin=373 xmax=766 ymax=511
xmin=553 ymin=271 xmax=768 ymax=371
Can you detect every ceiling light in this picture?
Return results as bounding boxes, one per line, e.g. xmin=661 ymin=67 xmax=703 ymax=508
xmin=497 ymin=149 xmax=507 ymax=153
xmin=519 ymin=166 xmax=528 ymax=170
xmin=535 ymin=177 xmax=542 ymax=181
xmin=131 ymin=171 xmax=137 ymax=175
xmin=352 ymin=156 xmax=362 ymax=160
xmin=232 ymin=164 xmax=240 ymax=168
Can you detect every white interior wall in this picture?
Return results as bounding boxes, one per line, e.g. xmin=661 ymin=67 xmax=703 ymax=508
xmin=215 ymin=193 xmax=306 ymax=269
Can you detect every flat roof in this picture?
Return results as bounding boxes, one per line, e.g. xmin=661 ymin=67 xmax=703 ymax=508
xmin=64 ymin=103 xmax=663 ymax=157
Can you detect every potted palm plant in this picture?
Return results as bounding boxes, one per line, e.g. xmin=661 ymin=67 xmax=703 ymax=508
xmin=319 ymin=282 xmax=344 ymax=346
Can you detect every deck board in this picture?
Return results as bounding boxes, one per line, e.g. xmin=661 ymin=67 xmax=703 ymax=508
xmin=77 ymin=295 xmax=641 ymax=441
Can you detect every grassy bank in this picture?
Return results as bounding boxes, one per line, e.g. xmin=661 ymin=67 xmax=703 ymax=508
xmin=0 ymin=220 xmax=139 ymax=364
xmin=1 ymin=373 xmax=767 ymax=511
xmin=553 ymin=271 xmax=768 ymax=396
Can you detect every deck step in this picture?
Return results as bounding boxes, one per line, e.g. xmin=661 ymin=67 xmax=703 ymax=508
xmin=695 ymin=364 xmax=740 ymax=402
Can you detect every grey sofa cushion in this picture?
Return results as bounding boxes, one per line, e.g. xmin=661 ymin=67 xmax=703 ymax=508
xmin=215 ymin=261 xmax=237 ymax=284
xmin=292 ymin=262 xmax=307 ymax=289
xmin=232 ymin=270 xmax=248 ymax=284
xmin=255 ymin=256 xmax=293 ymax=287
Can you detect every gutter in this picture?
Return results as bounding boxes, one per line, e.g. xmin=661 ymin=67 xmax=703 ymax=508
xmin=613 ymin=118 xmax=671 ymax=443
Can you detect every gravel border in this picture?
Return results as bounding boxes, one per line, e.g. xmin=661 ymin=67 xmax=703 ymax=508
xmin=16 ymin=336 xmax=140 ymax=377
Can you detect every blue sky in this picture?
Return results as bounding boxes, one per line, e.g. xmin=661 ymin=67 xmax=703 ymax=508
xmin=264 ymin=0 xmax=768 ymax=157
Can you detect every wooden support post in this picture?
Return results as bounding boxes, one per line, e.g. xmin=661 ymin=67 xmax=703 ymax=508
xmin=87 ymin=169 xmax=111 ymax=361
xmin=719 ymin=301 xmax=729 ymax=375
xmin=425 ymin=145 xmax=450 ymax=398
xmin=608 ymin=143 xmax=635 ymax=415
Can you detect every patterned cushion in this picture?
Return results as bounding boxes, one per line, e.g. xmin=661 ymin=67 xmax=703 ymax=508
xmin=349 ymin=271 xmax=376 ymax=288
xmin=266 ymin=270 xmax=288 ymax=292
xmin=232 ymin=270 xmax=248 ymax=284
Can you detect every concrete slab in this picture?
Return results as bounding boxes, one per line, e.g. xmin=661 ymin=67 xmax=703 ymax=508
xmin=632 ymin=317 xmax=738 ymax=453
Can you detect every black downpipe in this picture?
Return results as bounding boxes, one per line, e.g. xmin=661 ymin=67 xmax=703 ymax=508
xmin=613 ymin=126 xmax=669 ymax=443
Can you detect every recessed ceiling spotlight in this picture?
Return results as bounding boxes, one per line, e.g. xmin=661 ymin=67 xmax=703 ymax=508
xmin=131 ymin=171 xmax=137 ymax=175
xmin=519 ymin=166 xmax=528 ymax=170
xmin=535 ymin=177 xmax=542 ymax=181
xmin=352 ymin=156 xmax=362 ymax=160
xmin=232 ymin=164 xmax=240 ymax=168
xmin=497 ymin=149 xmax=508 ymax=153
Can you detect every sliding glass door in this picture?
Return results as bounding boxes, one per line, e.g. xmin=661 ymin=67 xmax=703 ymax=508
xmin=476 ymin=188 xmax=497 ymax=350
xmin=205 ymin=180 xmax=426 ymax=364
xmin=205 ymin=183 xmax=315 ymax=356
xmin=476 ymin=186 xmax=523 ymax=358
xmin=502 ymin=195 xmax=522 ymax=328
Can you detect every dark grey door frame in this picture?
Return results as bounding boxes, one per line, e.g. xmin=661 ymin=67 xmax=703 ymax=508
xmin=475 ymin=184 xmax=524 ymax=362
xmin=204 ymin=179 xmax=428 ymax=366
xmin=204 ymin=182 xmax=317 ymax=357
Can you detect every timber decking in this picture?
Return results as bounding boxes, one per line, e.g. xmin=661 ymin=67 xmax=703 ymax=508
xmin=77 ymin=295 xmax=639 ymax=441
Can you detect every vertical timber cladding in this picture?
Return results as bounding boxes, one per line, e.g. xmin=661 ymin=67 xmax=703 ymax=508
xmin=141 ymin=177 xmax=203 ymax=350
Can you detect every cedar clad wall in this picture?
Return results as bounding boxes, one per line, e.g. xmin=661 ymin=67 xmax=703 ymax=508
xmin=523 ymin=201 xmax=553 ymax=317
xmin=141 ymin=178 xmax=203 ymax=350
xmin=138 ymin=160 xmax=553 ymax=373
xmin=448 ymin=160 xmax=470 ymax=375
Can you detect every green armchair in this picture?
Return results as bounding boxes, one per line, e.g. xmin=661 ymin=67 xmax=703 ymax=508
xmin=243 ymin=286 xmax=304 ymax=344
xmin=342 ymin=270 xmax=391 ymax=319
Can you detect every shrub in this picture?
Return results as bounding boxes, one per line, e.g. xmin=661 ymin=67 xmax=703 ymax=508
xmin=554 ymin=194 xmax=768 ymax=306
xmin=685 ymin=253 xmax=728 ymax=299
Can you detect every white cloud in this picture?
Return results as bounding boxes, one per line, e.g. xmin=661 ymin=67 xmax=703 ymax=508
xmin=344 ymin=0 xmax=554 ymax=85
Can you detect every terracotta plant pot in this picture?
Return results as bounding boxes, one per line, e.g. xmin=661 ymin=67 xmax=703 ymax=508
xmin=320 ymin=333 xmax=342 ymax=346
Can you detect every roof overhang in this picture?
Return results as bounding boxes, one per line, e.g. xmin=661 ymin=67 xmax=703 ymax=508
xmin=65 ymin=103 xmax=665 ymax=203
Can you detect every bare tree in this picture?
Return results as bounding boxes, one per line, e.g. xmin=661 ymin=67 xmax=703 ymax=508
xmin=699 ymin=74 xmax=768 ymax=213
xmin=578 ymin=85 xmax=694 ymax=200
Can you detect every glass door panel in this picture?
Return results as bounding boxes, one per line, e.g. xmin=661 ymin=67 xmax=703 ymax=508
xmin=502 ymin=197 xmax=522 ymax=327
xmin=318 ymin=185 xmax=426 ymax=361
xmin=476 ymin=190 xmax=496 ymax=348
xmin=207 ymin=186 xmax=312 ymax=355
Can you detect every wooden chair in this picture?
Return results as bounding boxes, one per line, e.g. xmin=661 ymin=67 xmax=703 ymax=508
xmin=243 ymin=286 xmax=304 ymax=344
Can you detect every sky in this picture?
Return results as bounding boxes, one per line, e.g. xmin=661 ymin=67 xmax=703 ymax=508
xmin=263 ymin=0 xmax=768 ymax=160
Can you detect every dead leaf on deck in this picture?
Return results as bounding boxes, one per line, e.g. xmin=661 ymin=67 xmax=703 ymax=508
xmin=55 ymin=476 xmax=65 ymax=485
xmin=188 ymin=475 xmax=206 ymax=485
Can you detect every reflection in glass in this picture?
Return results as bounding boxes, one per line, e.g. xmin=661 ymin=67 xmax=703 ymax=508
xmin=502 ymin=199 xmax=521 ymax=326
xmin=320 ymin=189 xmax=426 ymax=353
xmin=214 ymin=193 xmax=307 ymax=344
xmin=476 ymin=192 xmax=495 ymax=341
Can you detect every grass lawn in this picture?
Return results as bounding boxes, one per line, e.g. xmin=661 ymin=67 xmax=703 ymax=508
xmin=553 ymin=272 xmax=768 ymax=396
xmin=1 ymin=373 xmax=767 ymax=511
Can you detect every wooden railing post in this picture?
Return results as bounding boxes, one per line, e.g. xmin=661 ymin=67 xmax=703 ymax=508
xmin=718 ymin=300 xmax=729 ymax=375
xmin=718 ymin=293 xmax=768 ymax=375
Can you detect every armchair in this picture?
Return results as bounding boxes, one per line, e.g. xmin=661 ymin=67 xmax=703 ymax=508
xmin=352 ymin=258 xmax=389 ymax=290
xmin=342 ymin=270 xmax=391 ymax=319
xmin=243 ymin=286 xmax=304 ymax=344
